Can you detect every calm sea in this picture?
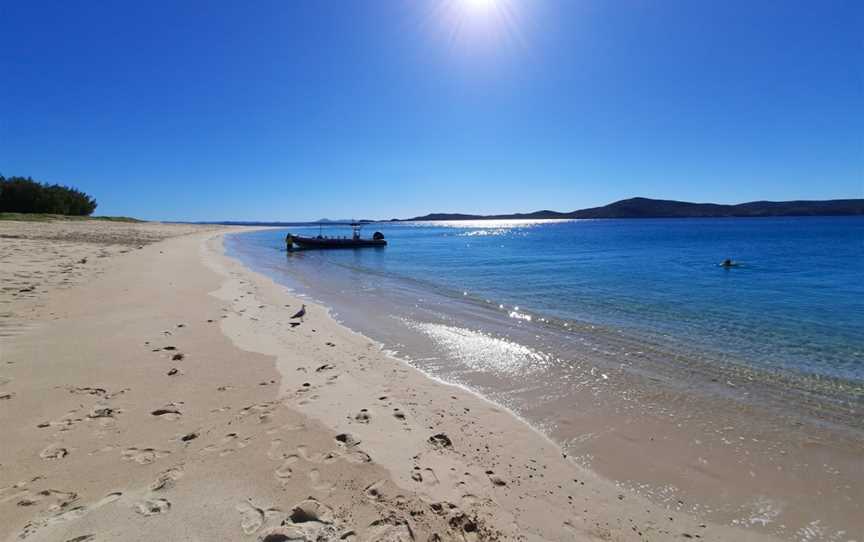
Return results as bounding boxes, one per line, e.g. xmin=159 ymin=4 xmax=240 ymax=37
xmin=226 ymin=216 xmax=864 ymax=535
xmin=228 ymin=217 xmax=862 ymax=375
xmin=226 ymin=217 xmax=864 ymax=431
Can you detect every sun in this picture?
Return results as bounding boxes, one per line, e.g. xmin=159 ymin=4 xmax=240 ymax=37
xmin=422 ymin=0 xmax=525 ymax=54
xmin=463 ymin=0 xmax=497 ymax=13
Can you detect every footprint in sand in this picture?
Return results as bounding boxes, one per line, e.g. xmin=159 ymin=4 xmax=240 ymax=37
xmin=311 ymin=443 xmax=364 ymax=466
xmin=295 ymin=445 xmax=324 ymax=464
xmin=201 ymin=433 xmax=252 ymax=456
xmin=260 ymin=526 xmax=336 ymax=542
xmin=236 ymin=501 xmax=266 ymax=535
xmin=274 ymin=456 xmax=298 ymax=482
xmin=308 ymin=469 xmax=333 ymax=492
xmin=150 ymin=407 xmax=182 ymax=420
xmin=363 ymin=480 xmax=387 ymax=501
xmin=484 ymin=470 xmax=508 ymax=487
xmin=267 ymin=439 xmax=300 ymax=481
xmin=122 ymin=447 xmax=170 ymax=465
xmin=237 ymin=402 xmax=277 ymax=424
xmin=16 ymin=489 xmax=78 ymax=509
xmin=179 ymin=432 xmax=199 ymax=443
xmin=267 ymin=440 xmax=302 ymax=483
xmin=266 ymin=438 xmax=287 ymax=460
xmin=149 ymin=466 xmax=184 ymax=492
xmin=39 ymin=444 xmax=69 ymax=460
xmin=446 ymin=512 xmax=481 ymax=542
xmin=19 ymin=492 xmax=122 ymax=540
xmin=87 ymin=406 xmax=117 ymax=419
xmin=36 ymin=418 xmax=72 ymax=431
xmin=68 ymin=386 xmax=106 ymax=396
xmin=0 ymin=480 xmax=34 ymax=504
xmin=334 ymin=433 xmax=360 ymax=448
xmin=106 ymin=388 xmax=129 ymax=400
xmin=297 ymin=393 xmax=321 ymax=406
xmin=288 ymin=498 xmax=335 ymax=524
xmin=362 ymin=516 xmax=414 ymax=542
xmin=428 ymin=433 xmax=453 ymax=449
xmin=455 ymin=471 xmax=482 ymax=493
xmin=343 ymin=449 xmax=372 ymax=464
xmin=412 ymin=467 xmax=440 ymax=487
xmin=134 ymin=498 xmax=171 ymax=516
xmin=235 ymin=500 xmax=287 ymax=536
xmin=323 ymin=435 xmax=372 ymax=464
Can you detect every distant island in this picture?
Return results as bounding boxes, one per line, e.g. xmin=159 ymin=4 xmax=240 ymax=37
xmin=200 ymin=198 xmax=863 ymax=225
xmin=402 ymin=197 xmax=864 ymax=221
xmin=314 ymin=218 xmax=374 ymax=224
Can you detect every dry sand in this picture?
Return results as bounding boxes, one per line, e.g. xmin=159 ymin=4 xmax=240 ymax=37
xmin=0 ymin=219 xmax=782 ymax=541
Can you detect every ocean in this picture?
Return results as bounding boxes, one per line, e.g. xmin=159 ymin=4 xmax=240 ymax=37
xmin=226 ymin=216 xmax=864 ymax=535
xmin=228 ymin=217 xmax=863 ymax=381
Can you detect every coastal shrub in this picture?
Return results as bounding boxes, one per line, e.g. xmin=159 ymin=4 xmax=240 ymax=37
xmin=0 ymin=175 xmax=97 ymax=216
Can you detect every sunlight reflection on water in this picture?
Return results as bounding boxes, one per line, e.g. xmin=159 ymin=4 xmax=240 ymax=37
xmin=402 ymin=318 xmax=553 ymax=375
xmin=410 ymin=219 xmax=571 ymax=229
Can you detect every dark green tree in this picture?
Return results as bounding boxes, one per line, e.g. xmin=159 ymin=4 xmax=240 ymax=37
xmin=0 ymin=175 xmax=97 ymax=215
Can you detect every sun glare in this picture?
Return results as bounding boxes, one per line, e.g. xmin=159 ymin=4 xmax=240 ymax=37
xmin=464 ymin=0 xmax=497 ymax=13
xmin=424 ymin=0 xmax=525 ymax=53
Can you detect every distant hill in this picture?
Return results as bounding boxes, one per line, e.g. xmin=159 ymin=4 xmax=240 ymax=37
xmin=314 ymin=218 xmax=373 ymax=224
xmin=572 ymin=197 xmax=864 ymax=219
xmin=203 ymin=219 xmax=375 ymax=226
xmin=404 ymin=197 xmax=864 ymax=221
xmin=405 ymin=210 xmax=571 ymax=221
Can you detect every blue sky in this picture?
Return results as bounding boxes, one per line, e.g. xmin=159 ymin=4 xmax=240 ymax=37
xmin=1 ymin=0 xmax=861 ymax=221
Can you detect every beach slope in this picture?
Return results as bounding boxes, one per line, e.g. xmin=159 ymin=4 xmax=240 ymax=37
xmin=0 ymin=220 xmax=777 ymax=541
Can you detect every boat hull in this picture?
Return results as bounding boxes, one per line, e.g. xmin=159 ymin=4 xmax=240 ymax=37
xmin=288 ymin=236 xmax=387 ymax=250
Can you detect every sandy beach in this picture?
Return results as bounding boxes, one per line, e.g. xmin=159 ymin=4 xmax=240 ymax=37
xmin=0 ymin=220 xmax=787 ymax=541
xmin=4 ymin=0 xmax=860 ymax=538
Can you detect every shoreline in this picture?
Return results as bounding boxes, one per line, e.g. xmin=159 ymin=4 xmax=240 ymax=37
xmin=208 ymin=232 xmax=787 ymax=540
xmin=225 ymin=227 xmax=864 ymax=541
xmin=0 ymin=220 xmax=817 ymax=541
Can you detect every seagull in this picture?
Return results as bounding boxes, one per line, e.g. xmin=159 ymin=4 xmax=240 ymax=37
xmin=290 ymin=304 xmax=307 ymax=322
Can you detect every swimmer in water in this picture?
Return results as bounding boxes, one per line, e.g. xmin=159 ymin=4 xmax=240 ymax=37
xmin=720 ymin=258 xmax=738 ymax=268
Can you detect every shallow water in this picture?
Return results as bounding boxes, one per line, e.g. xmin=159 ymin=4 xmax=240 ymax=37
xmin=226 ymin=217 xmax=864 ymax=539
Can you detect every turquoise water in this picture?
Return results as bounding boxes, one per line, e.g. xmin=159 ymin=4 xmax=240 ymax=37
xmin=228 ymin=217 xmax=863 ymax=386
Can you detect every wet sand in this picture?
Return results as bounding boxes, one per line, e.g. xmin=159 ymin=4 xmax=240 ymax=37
xmin=0 ymin=219 xmax=786 ymax=541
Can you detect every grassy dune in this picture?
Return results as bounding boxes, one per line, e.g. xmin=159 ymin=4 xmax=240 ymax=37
xmin=0 ymin=212 xmax=143 ymax=222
